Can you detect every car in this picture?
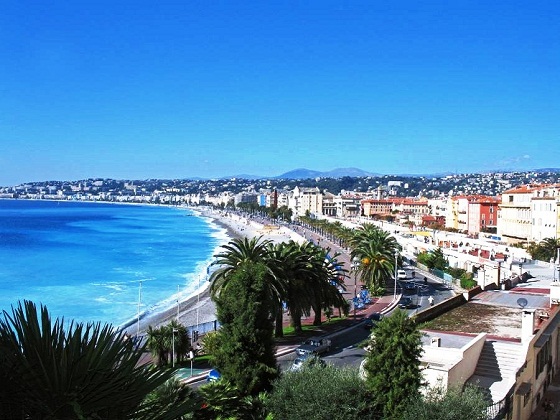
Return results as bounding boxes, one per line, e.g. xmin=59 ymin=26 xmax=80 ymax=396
xmin=290 ymin=354 xmax=326 ymax=371
xmin=403 ymin=281 xmax=417 ymax=292
xmin=363 ymin=312 xmax=383 ymax=330
xmin=206 ymin=369 xmax=221 ymax=382
xmin=397 ymin=269 xmax=407 ymax=279
xmin=296 ymin=337 xmax=332 ymax=356
xmin=398 ymin=296 xmax=415 ymax=309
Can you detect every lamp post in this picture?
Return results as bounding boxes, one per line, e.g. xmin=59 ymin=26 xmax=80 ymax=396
xmin=172 ymin=328 xmax=177 ymax=368
xmin=351 ymin=257 xmax=360 ymax=319
xmin=176 ymin=284 xmax=180 ymax=321
xmin=136 ymin=280 xmax=143 ymax=339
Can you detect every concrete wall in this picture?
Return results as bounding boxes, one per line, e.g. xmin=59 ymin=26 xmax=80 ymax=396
xmin=447 ymin=333 xmax=487 ymax=386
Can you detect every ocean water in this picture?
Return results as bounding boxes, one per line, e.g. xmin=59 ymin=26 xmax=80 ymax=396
xmin=0 ymin=200 xmax=227 ymax=328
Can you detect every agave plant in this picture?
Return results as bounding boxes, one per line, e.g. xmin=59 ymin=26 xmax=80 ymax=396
xmin=0 ymin=300 xmax=191 ymax=419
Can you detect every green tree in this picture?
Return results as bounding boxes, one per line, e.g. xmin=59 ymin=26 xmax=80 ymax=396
xmin=417 ymin=248 xmax=448 ymax=271
xmin=211 ymin=261 xmax=278 ymax=396
xmin=350 ymin=223 xmax=400 ymax=291
xmin=0 ymin=300 xmax=190 ymax=419
xmin=210 ymin=237 xmax=286 ymax=338
xmin=364 ymin=309 xmax=424 ymax=418
xmin=266 ymin=363 xmax=377 ymax=419
xmin=146 ymin=324 xmax=169 ymax=367
xmin=401 ymin=383 xmax=488 ymax=420
xmin=528 ymin=237 xmax=560 ymax=263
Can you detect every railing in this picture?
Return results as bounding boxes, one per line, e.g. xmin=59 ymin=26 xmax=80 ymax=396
xmin=486 ymin=391 xmax=513 ymax=419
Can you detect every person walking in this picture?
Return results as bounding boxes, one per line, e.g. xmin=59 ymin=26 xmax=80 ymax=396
xmin=428 ymin=296 xmax=434 ymax=306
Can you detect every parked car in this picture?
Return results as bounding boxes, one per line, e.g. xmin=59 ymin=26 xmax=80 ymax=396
xmin=296 ymin=337 xmax=332 ymax=356
xmin=206 ymin=369 xmax=221 ymax=382
xmin=398 ymin=296 xmax=415 ymax=309
xmin=403 ymin=281 xmax=417 ymax=292
xmin=290 ymin=354 xmax=326 ymax=371
xmin=397 ymin=269 xmax=407 ymax=279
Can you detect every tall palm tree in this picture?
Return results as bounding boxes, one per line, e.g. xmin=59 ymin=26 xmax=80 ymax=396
xmin=350 ymin=223 xmax=401 ymax=292
xmin=269 ymin=241 xmax=310 ymax=333
xmin=539 ymin=237 xmax=560 ymax=263
xmin=0 ymin=300 xmax=189 ymax=419
xmin=209 ymin=236 xmax=286 ymax=337
xmin=292 ymin=242 xmax=346 ymax=325
xmin=146 ymin=325 xmax=168 ymax=367
xmin=209 ymin=236 xmax=273 ymax=298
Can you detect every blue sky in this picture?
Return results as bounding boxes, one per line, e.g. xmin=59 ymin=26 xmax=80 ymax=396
xmin=1 ymin=1 xmax=558 ymax=185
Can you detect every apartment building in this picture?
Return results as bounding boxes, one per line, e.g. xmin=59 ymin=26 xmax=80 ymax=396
xmin=288 ymin=186 xmax=323 ymax=217
xmin=498 ymin=184 xmax=560 ymax=244
xmin=361 ymin=198 xmax=395 ymax=218
xmin=445 ymin=195 xmax=500 ymax=235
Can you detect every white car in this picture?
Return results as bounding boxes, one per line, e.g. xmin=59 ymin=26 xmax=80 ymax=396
xmin=397 ymin=269 xmax=407 ymax=279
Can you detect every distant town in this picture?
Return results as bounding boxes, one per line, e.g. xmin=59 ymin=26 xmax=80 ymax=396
xmin=2 ymin=168 xmax=560 ymax=245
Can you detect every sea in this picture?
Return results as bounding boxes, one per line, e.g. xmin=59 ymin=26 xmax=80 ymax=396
xmin=0 ymin=200 xmax=228 ymax=329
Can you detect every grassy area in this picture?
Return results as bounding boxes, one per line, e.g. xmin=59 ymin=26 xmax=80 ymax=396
xmin=281 ymin=316 xmax=347 ymax=336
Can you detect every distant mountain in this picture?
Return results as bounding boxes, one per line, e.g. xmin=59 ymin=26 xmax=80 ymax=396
xmin=533 ymin=168 xmax=560 ymax=173
xmin=276 ymin=167 xmax=379 ymax=179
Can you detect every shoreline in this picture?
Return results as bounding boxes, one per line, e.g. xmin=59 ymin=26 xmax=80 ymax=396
xmin=123 ymin=207 xmax=306 ymax=338
xmin=0 ymin=198 xmax=305 ymax=338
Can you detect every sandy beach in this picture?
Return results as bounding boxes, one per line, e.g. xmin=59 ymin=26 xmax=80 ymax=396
xmin=124 ymin=208 xmax=306 ymax=339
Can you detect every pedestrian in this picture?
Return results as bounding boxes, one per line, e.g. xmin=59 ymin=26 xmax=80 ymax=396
xmin=428 ymin=296 xmax=434 ymax=306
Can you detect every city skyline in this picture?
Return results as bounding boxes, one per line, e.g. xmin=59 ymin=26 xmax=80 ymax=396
xmin=1 ymin=2 xmax=559 ymax=186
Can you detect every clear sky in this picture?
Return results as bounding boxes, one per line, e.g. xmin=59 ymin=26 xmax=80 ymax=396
xmin=1 ymin=1 xmax=558 ymax=185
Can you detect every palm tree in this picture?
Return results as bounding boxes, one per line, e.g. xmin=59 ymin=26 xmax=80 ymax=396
xmin=0 ymin=300 xmax=190 ymax=419
xmin=539 ymin=237 xmax=560 ymax=263
xmin=269 ymin=241 xmax=310 ymax=333
xmin=209 ymin=236 xmax=273 ymax=298
xmin=209 ymin=236 xmax=286 ymax=337
xmin=350 ymin=223 xmax=400 ymax=292
xmin=146 ymin=325 xmax=169 ymax=367
xmin=301 ymin=243 xmax=347 ymax=325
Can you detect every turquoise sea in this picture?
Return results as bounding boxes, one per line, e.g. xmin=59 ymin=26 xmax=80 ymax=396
xmin=0 ymin=200 xmax=227 ymax=328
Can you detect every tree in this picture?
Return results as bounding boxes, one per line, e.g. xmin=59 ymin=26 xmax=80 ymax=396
xmin=210 ymin=236 xmax=286 ymax=338
xmin=265 ymin=363 xmax=377 ymax=419
xmin=417 ymin=247 xmax=448 ymax=271
xmin=528 ymin=237 xmax=560 ymax=263
xmin=211 ymin=261 xmax=278 ymax=396
xmin=364 ymin=309 xmax=424 ymax=418
xmin=146 ymin=324 xmax=169 ymax=367
xmin=401 ymin=383 xmax=488 ymax=420
xmin=0 ymin=300 xmax=190 ymax=419
xmin=350 ymin=223 xmax=400 ymax=291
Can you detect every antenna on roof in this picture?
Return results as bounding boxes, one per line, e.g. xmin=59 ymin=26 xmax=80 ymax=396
xmin=517 ymin=297 xmax=528 ymax=309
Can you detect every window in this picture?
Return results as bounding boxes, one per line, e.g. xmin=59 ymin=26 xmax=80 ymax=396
xmin=536 ymin=339 xmax=551 ymax=379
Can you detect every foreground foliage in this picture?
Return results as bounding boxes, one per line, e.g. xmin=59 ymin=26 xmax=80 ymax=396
xmin=364 ymin=309 xmax=423 ymax=418
xmin=401 ymin=383 xmax=489 ymax=420
xmin=266 ymin=363 xmax=377 ymax=419
xmin=0 ymin=300 xmax=190 ymax=419
xmin=211 ymin=261 xmax=279 ymax=396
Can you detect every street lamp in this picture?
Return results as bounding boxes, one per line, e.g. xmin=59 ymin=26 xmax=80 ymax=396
xmin=351 ymin=257 xmax=360 ymax=319
xmin=172 ymin=328 xmax=178 ymax=368
xmin=136 ymin=280 xmax=143 ymax=339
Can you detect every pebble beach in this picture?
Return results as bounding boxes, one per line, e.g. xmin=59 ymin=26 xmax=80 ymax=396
xmin=124 ymin=208 xmax=306 ymax=338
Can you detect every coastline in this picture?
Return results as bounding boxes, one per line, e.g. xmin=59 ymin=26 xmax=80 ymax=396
xmin=123 ymin=207 xmax=306 ymax=338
